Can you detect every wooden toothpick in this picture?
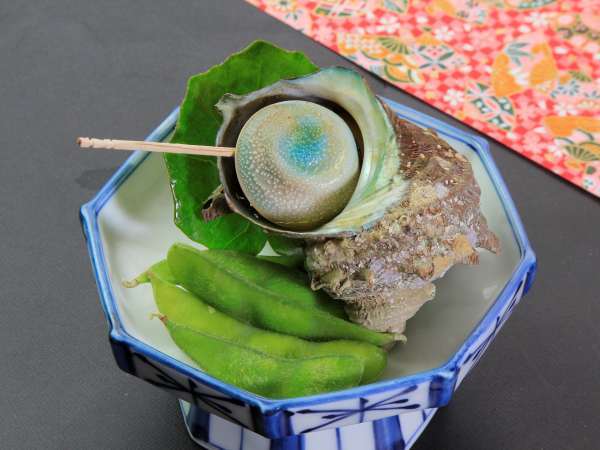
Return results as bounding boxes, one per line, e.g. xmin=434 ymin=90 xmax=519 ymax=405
xmin=77 ymin=137 xmax=235 ymax=157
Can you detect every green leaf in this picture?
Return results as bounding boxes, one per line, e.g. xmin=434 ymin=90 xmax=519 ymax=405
xmin=165 ymin=40 xmax=319 ymax=254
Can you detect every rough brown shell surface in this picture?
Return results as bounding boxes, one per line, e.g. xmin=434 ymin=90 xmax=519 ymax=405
xmin=304 ymin=103 xmax=500 ymax=335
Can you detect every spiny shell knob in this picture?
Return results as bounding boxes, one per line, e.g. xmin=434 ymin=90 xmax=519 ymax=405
xmin=235 ymin=100 xmax=359 ymax=230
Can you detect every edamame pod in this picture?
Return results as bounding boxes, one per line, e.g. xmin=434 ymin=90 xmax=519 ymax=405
xmin=257 ymin=254 xmax=304 ymax=270
xmin=124 ymin=259 xmax=177 ymax=287
xmin=146 ymin=268 xmax=386 ymax=383
xmin=167 ymin=243 xmax=394 ymax=346
xmin=195 ymin=248 xmax=346 ymax=318
xmin=137 ymin=253 xmax=345 ymax=318
xmin=162 ymin=317 xmax=364 ymax=398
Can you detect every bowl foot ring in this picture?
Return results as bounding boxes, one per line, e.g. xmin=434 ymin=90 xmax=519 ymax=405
xmin=179 ymin=400 xmax=437 ymax=450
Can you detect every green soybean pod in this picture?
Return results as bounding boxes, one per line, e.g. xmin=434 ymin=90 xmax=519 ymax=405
xmin=193 ymin=247 xmax=346 ymax=318
xmin=162 ymin=317 xmax=363 ymax=398
xmin=134 ymin=252 xmax=344 ymax=318
xmin=256 ymin=254 xmax=305 ymax=270
xmin=167 ymin=243 xmax=394 ymax=347
xmin=146 ymin=267 xmax=386 ymax=383
xmin=123 ymin=259 xmax=178 ymax=287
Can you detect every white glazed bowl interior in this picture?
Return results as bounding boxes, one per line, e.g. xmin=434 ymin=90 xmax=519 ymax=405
xmin=98 ymin=136 xmax=521 ymax=382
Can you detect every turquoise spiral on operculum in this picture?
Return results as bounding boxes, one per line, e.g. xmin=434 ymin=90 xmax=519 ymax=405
xmin=235 ymin=100 xmax=360 ymax=230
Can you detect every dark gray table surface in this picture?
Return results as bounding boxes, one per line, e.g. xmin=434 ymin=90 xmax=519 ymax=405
xmin=2 ymin=1 xmax=599 ymax=449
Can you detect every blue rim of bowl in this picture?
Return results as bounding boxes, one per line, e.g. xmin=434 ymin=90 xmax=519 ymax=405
xmin=80 ymin=98 xmax=536 ymax=414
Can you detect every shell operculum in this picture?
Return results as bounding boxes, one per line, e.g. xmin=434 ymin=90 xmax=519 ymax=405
xmin=234 ymin=100 xmax=360 ymax=231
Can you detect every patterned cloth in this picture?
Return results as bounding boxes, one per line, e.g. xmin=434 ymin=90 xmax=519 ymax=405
xmin=246 ymin=0 xmax=600 ymax=197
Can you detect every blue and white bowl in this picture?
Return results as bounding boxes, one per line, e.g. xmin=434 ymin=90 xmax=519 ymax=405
xmin=80 ymin=99 xmax=536 ymax=450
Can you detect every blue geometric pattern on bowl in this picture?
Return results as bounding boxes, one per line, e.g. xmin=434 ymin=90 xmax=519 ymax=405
xmin=179 ymin=400 xmax=438 ymax=450
xmin=80 ymin=98 xmax=536 ymax=441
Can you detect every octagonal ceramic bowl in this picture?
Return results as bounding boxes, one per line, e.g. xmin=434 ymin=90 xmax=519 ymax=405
xmin=80 ymin=98 xmax=536 ymax=450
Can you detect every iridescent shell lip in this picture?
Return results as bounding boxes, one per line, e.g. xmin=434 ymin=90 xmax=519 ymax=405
xmin=215 ymin=67 xmax=406 ymax=239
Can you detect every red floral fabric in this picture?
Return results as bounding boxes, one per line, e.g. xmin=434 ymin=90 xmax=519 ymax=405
xmin=246 ymin=0 xmax=600 ymax=197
